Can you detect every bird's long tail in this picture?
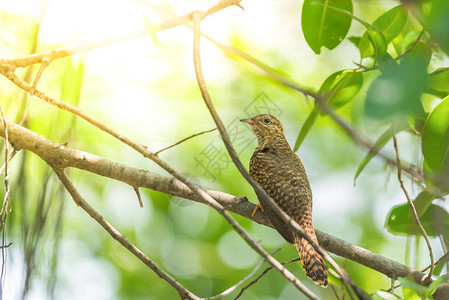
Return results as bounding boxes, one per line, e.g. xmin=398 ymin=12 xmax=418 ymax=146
xmin=295 ymin=218 xmax=328 ymax=287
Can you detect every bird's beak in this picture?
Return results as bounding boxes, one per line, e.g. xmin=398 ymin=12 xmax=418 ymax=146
xmin=240 ymin=118 xmax=256 ymax=125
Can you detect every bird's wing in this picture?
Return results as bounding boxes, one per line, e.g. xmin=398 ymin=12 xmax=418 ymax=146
xmin=250 ymin=151 xmax=312 ymax=244
xmin=254 ymin=186 xmax=295 ymax=243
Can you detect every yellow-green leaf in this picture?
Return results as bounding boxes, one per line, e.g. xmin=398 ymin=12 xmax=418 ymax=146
xmin=428 ymin=68 xmax=449 ymax=94
xmin=422 ymin=96 xmax=449 ymax=171
xmin=319 ymin=70 xmax=363 ymax=109
xmin=358 ymin=5 xmax=407 ymax=59
xmin=301 ymin=0 xmax=353 ymax=54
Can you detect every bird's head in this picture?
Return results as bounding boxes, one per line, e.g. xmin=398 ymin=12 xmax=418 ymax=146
xmin=240 ymin=114 xmax=286 ymax=148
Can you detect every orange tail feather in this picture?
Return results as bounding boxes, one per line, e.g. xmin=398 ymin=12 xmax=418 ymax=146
xmin=295 ymin=229 xmax=328 ymax=287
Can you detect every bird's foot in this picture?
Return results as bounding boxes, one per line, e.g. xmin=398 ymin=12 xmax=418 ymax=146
xmin=251 ymin=204 xmax=264 ymax=218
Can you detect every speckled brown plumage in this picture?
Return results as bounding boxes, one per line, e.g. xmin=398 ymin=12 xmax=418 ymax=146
xmin=241 ymin=114 xmax=328 ymax=287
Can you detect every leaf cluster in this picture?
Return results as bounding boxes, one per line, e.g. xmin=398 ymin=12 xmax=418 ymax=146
xmin=300 ymin=0 xmax=449 ymax=297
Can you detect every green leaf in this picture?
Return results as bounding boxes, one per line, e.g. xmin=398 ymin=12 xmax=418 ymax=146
xmin=427 ymin=274 xmax=449 ymax=293
xmin=413 ymin=190 xmax=436 ymax=218
xmin=301 ymin=0 xmax=353 ymax=54
xmin=398 ymin=277 xmax=428 ymax=299
xmin=359 ymin=6 xmax=407 ymax=59
xmin=294 ymin=70 xmax=363 ymax=151
xmin=376 ymin=6 xmax=408 ymax=43
xmin=422 ymin=96 xmax=449 ymax=172
xmin=361 ymin=28 xmax=388 ymax=59
xmin=433 ymin=256 xmax=449 ymax=276
xmin=365 ymin=58 xmax=428 ymax=120
xmin=358 ymin=28 xmax=386 ymax=59
xmin=314 ymin=3 xmax=388 ymax=60
xmin=293 ymin=107 xmax=319 ymax=152
xmin=347 ymin=36 xmax=361 ymax=48
xmin=353 ymin=121 xmax=408 ymax=184
xmin=422 ymin=160 xmax=449 ymax=196
xmin=399 ymin=275 xmax=449 ymax=299
xmin=392 ymin=32 xmax=405 ymax=56
xmin=386 ymin=203 xmax=449 ymax=237
xmin=319 ymin=70 xmax=364 ymax=109
xmin=404 ymin=42 xmax=432 ymax=67
xmin=428 ymin=68 xmax=449 ymax=94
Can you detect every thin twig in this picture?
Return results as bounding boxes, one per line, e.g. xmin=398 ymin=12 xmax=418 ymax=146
xmin=0 ymin=243 xmax=12 ymax=249
xmin=391 ymin=127 xmax=434 ymax=279
xmin=155 ymin=128 xmax=217 ymax=155
xmin=390 ymin=277 xmax=395 ymax=293
xmin=30 ymin=52 xmax=54 ymax=93
xmin=235 ymin=257 xmax=300 ymax=299
xmin=429 ymin=67 xmax=449 ymax=76
xmin=421 ymin=251 xmax=449 ymax=273
xmin=328 ymin=268 xmax=342 ymax=280
xmin=52 ymin=167 xmax=201 ymax=300
xmin=0 ymin=105 xmax=11 ymax=297
xmin=133 ymin=187 xmax=143 ymax=207
xmin=205 ymin=248 xmax=282 ymax=300
xmin=0 ymin=107 xmax=10 ymax=218
xmin=330 ymin=285 xmax=341 ymax=300
xmin=192 ymin=10 xmax=366 ymax=300
xmin=0 ymin=149 xmax=18 ymax=176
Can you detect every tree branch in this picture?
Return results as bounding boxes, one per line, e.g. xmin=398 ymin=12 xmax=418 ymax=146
xmin=1 ymin=1 xmax=445 ymax=298
xmin=0 ymin=119 xmax=435 ymax=287
xmin=0 ymin=119 xmax=434 ymax=287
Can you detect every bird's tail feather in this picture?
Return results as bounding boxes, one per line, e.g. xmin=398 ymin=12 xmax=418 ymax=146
xmin=295 ymin=223 xmax=328 ymax=287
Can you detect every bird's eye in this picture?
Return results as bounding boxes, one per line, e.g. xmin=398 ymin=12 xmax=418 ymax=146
xmin=263 ymin=118 xmax=271 ymax=124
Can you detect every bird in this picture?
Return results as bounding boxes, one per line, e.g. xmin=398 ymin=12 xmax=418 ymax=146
xmin=241 ymin=114 xmax=328 ymax=287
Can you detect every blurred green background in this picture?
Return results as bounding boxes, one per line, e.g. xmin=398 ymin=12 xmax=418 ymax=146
xmin=1 ymin=0 xmax=448 ymax=299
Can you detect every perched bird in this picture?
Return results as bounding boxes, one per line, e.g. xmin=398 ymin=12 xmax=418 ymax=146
xmin=241 ymin=114 xmax=328 ymax=287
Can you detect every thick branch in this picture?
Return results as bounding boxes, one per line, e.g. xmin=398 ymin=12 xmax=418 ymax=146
xmin=0 ymin=119 xmax=432 ymax=286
